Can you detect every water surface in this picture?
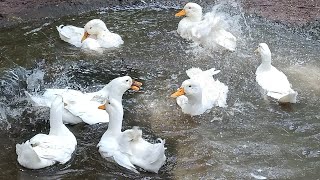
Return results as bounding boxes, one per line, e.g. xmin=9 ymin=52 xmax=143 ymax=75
xmin=0 ymin=2 xmax=319 ymax=179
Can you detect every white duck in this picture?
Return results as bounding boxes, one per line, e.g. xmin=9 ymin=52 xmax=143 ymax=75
xmin=171 ymin=67 xmax=228 ymax=116
xmin=255 ymin=43 xmax=298 ymax=103
xmin=16 ymin=95 xmax=77 ymax=169
xmin=175 ymin=2 xmax=237 ymax=51
xmin=97 ymin=98 xmax=166 ymax=174
xmin=57 ymin=19 xmax=124 ymax=51
xmin=26 ymin=76 xmax=142 ymax=125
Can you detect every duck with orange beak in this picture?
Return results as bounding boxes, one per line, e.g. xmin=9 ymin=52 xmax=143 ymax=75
xmin=171 ymin=67 xmax=228 ymax=116
xmin=57 ymin=19 xmax=123 ymax=51
xmin=26 ymin=76 xmax=142 ymax=125
xmin=97 ymin=98 xmax=166 ymax=174
xmin=175 ymin=2 xmax=237 ymax=51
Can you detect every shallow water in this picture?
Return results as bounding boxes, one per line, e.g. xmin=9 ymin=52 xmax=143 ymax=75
xmin=0 ymin=1 xmax=320 ymax=179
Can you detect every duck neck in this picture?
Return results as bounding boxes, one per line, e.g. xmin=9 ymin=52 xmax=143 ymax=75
xmin=49 ymin=106 xmax=70 ymax=136
xmin=106 ymin=107 xmax=123 ymax=135
xmin=96 ymin=84 xmax=125 ymax=101
xmin=260 ymin=54 xmax=272 ymax=69
xmin=187 ymin=13 xmax=202 ymax=22
xmin=95 ymin=84 xmax=111 ymax=98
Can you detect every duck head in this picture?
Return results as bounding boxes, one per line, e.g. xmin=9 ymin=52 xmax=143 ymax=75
xmin=101 ymin=76 xmax=142 ymax=98
xmin=255 ymin=43 xmax=272 ymax=63
xmin=171 ymin=79 xmax=202 ymax=99
xmin=81 ymin=19 xmax=108 ymax=42
xmin=113 ymin=76 xmax=142 ymax=91
xmin=175 ymin=3 xmax=202 ymax=20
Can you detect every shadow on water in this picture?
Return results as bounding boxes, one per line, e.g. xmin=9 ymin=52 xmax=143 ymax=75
xmin=0 ymin=0 xmax=320 ymax=179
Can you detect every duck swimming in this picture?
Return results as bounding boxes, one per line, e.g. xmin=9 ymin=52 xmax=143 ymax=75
xmin=16 ymin=95 xmax=77 ymax=169
xmin=171 ymin=67 xmax=228 ymax=116
xmin=175 ymin=2 xmax=237 ymax=51
xmin=57 ymin=19 xmax=123 ymax=51
xmin=26 ymin=76 xmax=142 ymax=125
xmin=97 ymin=98 xmax=166 ymax=173
xmin=255 ymin=43 xmax=298 ymax=103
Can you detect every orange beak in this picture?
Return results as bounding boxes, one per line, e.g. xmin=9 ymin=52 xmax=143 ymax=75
xmin=175 ymin=9 xmax=186 ymax=17
xmin=98 ymin=104 xmax=106 ymax=110
xmin=171 ymin=87 xmax=185 ymax=98
xmin=131 ymin=81 xmax=143 ymax=91
xmin=81 ymin=31 xmax=90 ymax=43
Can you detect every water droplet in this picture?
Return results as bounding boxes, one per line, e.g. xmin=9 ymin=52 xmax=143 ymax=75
xmin=302 ymin=149 xmax=310 ymax=156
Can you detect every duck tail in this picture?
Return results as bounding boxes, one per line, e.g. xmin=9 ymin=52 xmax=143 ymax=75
xmin=279 ymin=91 xmax=298 ymax=103
xmin=152 ymin=138 xmax=166 ymax=160
xmin=16 ymin=141 xmax=41 ymax=167
xmin=206 ymin=68 xmax=221 ymax=76
xmin=56 ymin=25 xmax=73 ymax=42
xmin=186 ymin=67 xmax=220 ymax=78
xmin=56 ymin=25 xmax=64 ymax=31
xmin=156 ymin=138 xmax=166 ymax=146
xmin=186 ymin=67 xmax=203 ymax=78
xmin=147 ymin=138 xmax=166 ymax=173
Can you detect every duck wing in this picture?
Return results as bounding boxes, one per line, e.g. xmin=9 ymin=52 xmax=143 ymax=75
xmin=191 ymin=14 xmax=236 ymax=51
xmin=64 ymin=100 xmax=109 ymax=124
xmin=98 ymin=137 xmax=139 ymax=173
xmin=29 ymin=134 xmax=75 ymax=164
xmin=187 ymin=67 xmax=228 ymax=107
xmin=256 ymin=66 xmax=293 ymax=97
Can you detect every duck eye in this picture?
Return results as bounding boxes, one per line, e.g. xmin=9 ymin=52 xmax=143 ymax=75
xmin=188 ymin=85 xmax=192 ymax=87
xmin=90 ymin=27 xmax=92 ymax=29
xmin=108 ymin=102 xmax=111 ymax=104
xmin=188 ymin=7 xmax=191 ymax=9
xmin=126 ymin=79 xmax=129 ymax=82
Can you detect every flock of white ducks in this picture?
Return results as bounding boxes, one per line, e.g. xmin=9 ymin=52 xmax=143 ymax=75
xmin=16 ymin=2 xmax=298 ymax=175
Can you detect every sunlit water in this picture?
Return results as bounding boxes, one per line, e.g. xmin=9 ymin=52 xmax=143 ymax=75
xmin=0 ymin=1 xmax=319 ymax=179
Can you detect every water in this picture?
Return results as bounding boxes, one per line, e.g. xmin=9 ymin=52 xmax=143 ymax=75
xmin=0 ymin=1 xmax=320 ymax=179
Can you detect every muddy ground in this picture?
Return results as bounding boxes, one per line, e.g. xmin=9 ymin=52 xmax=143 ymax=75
xmin=0 ymin=0 xmax=319 ymax=27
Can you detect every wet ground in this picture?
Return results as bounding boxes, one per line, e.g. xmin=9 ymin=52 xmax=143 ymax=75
xmin=0 ymin=1 xmax=320 ymax=180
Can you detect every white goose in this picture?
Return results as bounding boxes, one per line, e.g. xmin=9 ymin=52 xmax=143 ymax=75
xmin=97 ymin=98 xmax=166 ymax=174
xmin=16 ymin=95 xmax=77 ymax=169
xmin=171 ymin=67 xmax=228 ymax=116
xmin=26 ymin=76 xmax=142 ymax=125
xmin=175 ymin=2 xmax=237 ymax=51
xmin=57 ymin=19 xmax=124 ymax=51
xmin=255 ymin=43 xmax=298 ymax=103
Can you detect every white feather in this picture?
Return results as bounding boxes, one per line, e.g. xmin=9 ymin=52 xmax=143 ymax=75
xmin=176 ymin=3 xmax=236 ymax=51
